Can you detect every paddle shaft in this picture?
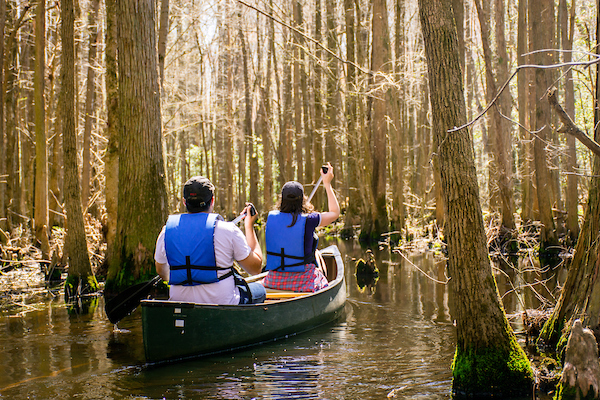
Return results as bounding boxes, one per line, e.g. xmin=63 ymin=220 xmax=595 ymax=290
xmin=307 ymin=166 xmax=329 ymax=202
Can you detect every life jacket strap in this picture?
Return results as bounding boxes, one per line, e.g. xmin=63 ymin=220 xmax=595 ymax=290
xmin=170 ymin=255 xmax=234 ymax=285
xmin=266 ymin=248 xmax=306 ymax=271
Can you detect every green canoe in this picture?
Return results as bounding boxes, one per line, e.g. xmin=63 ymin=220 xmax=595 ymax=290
xmin=141 ymin=245 xmax=347 ymax=363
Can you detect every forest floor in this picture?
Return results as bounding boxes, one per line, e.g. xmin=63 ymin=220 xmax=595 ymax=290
xmin=0 ymin=215 xmax=105 ymax=315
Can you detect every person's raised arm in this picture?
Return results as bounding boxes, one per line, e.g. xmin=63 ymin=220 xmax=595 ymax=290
xmin=237 ymin=204 xmax=263 ymax=275
xmin=319 ymin=162 xmax=340 ymax=227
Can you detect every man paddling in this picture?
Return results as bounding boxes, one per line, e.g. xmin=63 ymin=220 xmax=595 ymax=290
xmin=154 ymin=176 xmax=266 ymax=304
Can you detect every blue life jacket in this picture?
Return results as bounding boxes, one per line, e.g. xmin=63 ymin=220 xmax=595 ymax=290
xmin=265 ymin=211 xmax=314 ymax=272
xmin=164 ymin=213 xmax=233 ymax=286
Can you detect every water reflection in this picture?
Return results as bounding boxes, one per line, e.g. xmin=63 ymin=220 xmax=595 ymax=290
xmin=253 ymin=358 xmax=324 ymax=398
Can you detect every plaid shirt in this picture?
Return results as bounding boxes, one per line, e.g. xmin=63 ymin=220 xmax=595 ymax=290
xmin=262 ymin=263 xmax=329 ymax=292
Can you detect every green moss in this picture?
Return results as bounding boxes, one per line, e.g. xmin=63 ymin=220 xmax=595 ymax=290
xmin=554 ymin=382 xmax=598 ymax=400
xmin=452 ymin=336 xmax=534 ymax=397
xmin=64 ymin=274 xmax=100 ymax=301
xmin=105 ymin=255 xmax=156 ymax=294
xmin=538 ymin=317 xmax=564 ymax=351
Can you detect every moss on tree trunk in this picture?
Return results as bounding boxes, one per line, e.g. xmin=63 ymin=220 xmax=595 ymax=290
xmin=452 ymin=336 xmax=533 ymax=397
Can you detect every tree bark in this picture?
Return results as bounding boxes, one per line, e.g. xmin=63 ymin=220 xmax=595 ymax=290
xmin=157 ymin=0 xmax=169 ymax=89
xmin=103 ymin=0 xmax=119 ymax=266
xmin=106 ymin=0 xmax=168 ymax=295
xmin=60 ymin=0 xmax=98 ymax=296
xmin=239 ymin=16 xmax=257 ymax=208
xmin=342 ymin=0 xmax=359 ymax=237
xmin=47 ymin=22 xmax=61 ymax=229
xmin=324 ymin=0 xmax=337 ymax=173
xmin=261 ymin=7 xmax=275 ymax=209
xmin=539 ymin=6 xmax=600 ymax=344
xmin=562 ymin=0 xmax=579 ymax=241
xmin=312 ymin=0 xmax=324 ymax=206
xmin=474 ymin=0 xmax=515 ymax=231
xmin=362 ymin=0 xmax=390 ymax=241
xmin=34 ymin=0 xmax=50 ymax=259
xmin=282 ymin=27 xmax=293 ymax=183
xmin=80 ymin=0 xmax=101 ymax=210
xmin=293 ymin=0 xmax=304 ymax=182
xmin=418 ymin=0 xmax=533 ymax=395
xmin=0 ymin=0 xmax=5 ymax=232
xmin=389 ymin=0 xmax=405 ymax=235
xmin=22 ymin=20 xmax=34 ymax=230
xmin=518 ymin=0 xmax=534 ymax=224
xmin=4 ymin=4 xmax=19 ymax=229
xmin=530 ymin=0 xmax=558 ymax=253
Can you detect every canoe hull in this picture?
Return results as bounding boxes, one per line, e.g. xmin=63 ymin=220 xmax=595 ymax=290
xmin=142 ymin=245 xmax=346 ymax=363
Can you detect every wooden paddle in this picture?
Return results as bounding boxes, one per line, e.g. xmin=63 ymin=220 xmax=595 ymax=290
xmin=105 ymin=275 xmax=162 ymax=324
xmin=105 ymin=206 xmax=259 ymax=325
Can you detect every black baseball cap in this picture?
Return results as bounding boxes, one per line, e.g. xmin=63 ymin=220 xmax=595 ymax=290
xmin=183 ymin=176 xmax=214 ymax=211
xmin=281 ymin=181 xmax=304 ymax=200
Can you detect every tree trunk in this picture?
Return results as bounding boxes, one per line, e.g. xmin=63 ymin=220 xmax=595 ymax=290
xmin=355 ymin=0 xmax=373 ymax=223
xmin=225 ymin=29 xmax=235 ymax=217
xmin=363 ymin=0 xmax=390 ymax=241
xmin=4 ymin=4 xmax=19 ymax=229
xmin=80 ymin=0 xmax=101 ymax=210
xmin=452 ymin=0 xmax=464 ymax=72
xmin=418 ymin=0 xmax=534 ymax=395
xmin=157 ymin=0 xmax=169 ymax=88
xmin=474 ymin=0 xmax=515 ymax=231
xmin=293 ymin=0 xmax=304 ymax=182
xmin=282 ymin=27 xmax=293 ymax=183
xmin=518 ymin=0 xmax=534 ymax=224
xmin=60 ymin=0 xmax=98 ymax=296
xmin=216 ymin=10 xmax=234 ymax=216
xmin=106 ymin=0 xmax=168 ymax=295
xmin=324 ymin=0 xmax=337 ymax=174
xmin=389 ymin=0 xmax=405 ymax=235
xmin=562 ymin=0 xmax=578 ymax=241
xmin=240 ymin=18 xmax=257 ymax=208
xmin=46 ymin=20 xmax=61 ymax=230
xmin=103 ymin=0 xmax=119 ymax=266
xmin=538 ymin=0 xmax=600 ymax=349
xmin=530 ymin=0 xmax=558 ymax=256
xmin=301 ymin=25 xmax=312 ymax=185
xmin=0 ymin=0 xmax=5 ymax=233
xmin=22 ymin=20 xmax=34 ymax=229
xmin=261 ymin=8 xmax=274 ymax=209
xmin=34 ymin=0 xmax=50 ymax=259
xmin=312 ymin=0 xmax=324 ymax=207
xmin=342 ymin=0 xmax=359 ymax=237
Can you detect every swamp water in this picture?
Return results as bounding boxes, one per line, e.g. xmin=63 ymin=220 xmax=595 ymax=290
xmin=0 ymin=239 xmax=552 ymax=399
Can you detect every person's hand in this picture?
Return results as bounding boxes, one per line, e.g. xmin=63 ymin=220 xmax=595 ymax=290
xmin=322 ymin=162 xmax=334 ymax=186
xmin=243 ymin=203 xmax=258 ymax=228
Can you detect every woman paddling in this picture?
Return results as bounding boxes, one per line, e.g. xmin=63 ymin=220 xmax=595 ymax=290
xmin=262 ymin=162 xmax=340 ymax=292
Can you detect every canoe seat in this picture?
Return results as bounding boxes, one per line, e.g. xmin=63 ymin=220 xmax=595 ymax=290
xmin=264 ymin=289 xmax=312 ymax=302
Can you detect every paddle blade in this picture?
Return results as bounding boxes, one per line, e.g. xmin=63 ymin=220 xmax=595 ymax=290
xmin=104 ymin=276 xmax=161 ymax=324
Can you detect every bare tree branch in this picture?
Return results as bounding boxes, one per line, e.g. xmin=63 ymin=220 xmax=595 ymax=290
xmin=447 ymin=56 xmax=600 ymax=134
xmin=547 ymin=86 xmax=600 ymax=157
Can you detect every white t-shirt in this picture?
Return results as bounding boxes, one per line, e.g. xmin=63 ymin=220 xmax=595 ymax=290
xmin=155 ymin=218 xmax=251 ymax=304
